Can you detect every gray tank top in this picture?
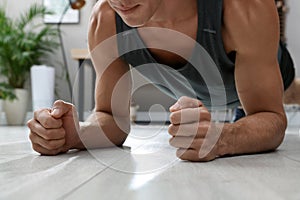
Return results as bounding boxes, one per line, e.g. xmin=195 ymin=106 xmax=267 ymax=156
xmin=114 ymin=0 xmax=242 ymax=109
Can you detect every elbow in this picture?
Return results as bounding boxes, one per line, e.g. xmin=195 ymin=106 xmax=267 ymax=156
xmin=107 ymin=121 xmax=130 ymax=147
xmin=271 ymin=130 xmax=285 ymax=151
xmin=270 ymin=112 xmax=287 ymax=151
xmin=112 ymin=130 xmax=129 ymax=147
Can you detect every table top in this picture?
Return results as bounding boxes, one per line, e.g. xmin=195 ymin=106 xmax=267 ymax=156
xmin=71 ymin=49 xmax=90 ymax=60
xmin=1 ymin=125 xmax=300 ymax=200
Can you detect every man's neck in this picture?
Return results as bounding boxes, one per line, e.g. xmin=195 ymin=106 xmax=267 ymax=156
xmin=148 ymin=0 xmax=197 ymax=26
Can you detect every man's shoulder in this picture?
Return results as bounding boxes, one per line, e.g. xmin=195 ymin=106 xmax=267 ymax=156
xmin=222 ymin=0 xmax=279 ymax=53
xmin=89 ymin=1 xmax=117 ymax=50
xmin=90 ymin=1 xmax=116 ymax=26
xmin=223 ymin=0 xmax=276 ymax=15
xmin=223 ymin=0 xmax=278 ymax=35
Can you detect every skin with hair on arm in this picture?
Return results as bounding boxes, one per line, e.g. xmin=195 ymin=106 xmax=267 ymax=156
xmin=26 ymin=0 xmax=198 ymax=156
xmin=27 ymin=2 xmax=132 ymax=155
xmin=27 ymin=0 xmax=287 ymax=161
xmin=103 ymin=0 xmax=287 ymax=161
xmin=168 ymin=0 xmax=287 ymax=161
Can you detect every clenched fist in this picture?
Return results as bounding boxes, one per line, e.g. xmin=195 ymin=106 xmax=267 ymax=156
xmin=168 ymin=96 xmax=223 ymax=162
xmin=27 ymin=100 xmax=81 ymax=155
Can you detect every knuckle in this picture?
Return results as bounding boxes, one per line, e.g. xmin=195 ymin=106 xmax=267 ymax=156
xmin=27 ymin=119 xmax=34 ymax=129
xmin=34 ymin=108 xmax=47 ymax=118
xmin=206 ymin=114 xmax=211 ymax=121
xmin=168 ymin=124 xmax=177 ymax=134
xmin=53 ymin=100 xmax=74 ymax=109
xmin=31 ymin=143 xmax=37 ymax=151
xmin=26 ymin=119 xmax=32 ymax=126
xmin=169 ymin=137 xmax=177 ymax=146
xmin=33 ymin=110 xmax=40 ymax=116
xmin=42 ymin=120 xmax=51 ymax=129
xmin=176 ymin=149 xmax=184 ymax=158
xmin=182 ymin=96 xmax=190 ymax=100
xmin=196 ymin=99 xmax=203 ymax=106
xmin=42 ymin=117 xmax=55 ymax=129
xmin=33 ymin=110 xmax=39 ymax=120
xmin=201 ymin=106 xmax=209 ymax=112
xmin=202 ymin=110 xmax=211 ymax=121
xmin=31 ymin=143 xmax=40 ymax=153
xmin=54 ymin=100 xmax=65 ymax=106
xmin=179 ymin=96 xmax=189 ymax=102
xmin=29 ymin=132 xmax=35 ymax=141
xmin=169 ymin=113 xmax=178 ymax=124
xmin=178 ymin=96 xmax=202 ymax=108
xmin=203 ymin=121 xmax=211 ymax=129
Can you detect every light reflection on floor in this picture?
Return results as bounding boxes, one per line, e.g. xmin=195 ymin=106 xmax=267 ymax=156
xmin=129 ymin=170 xmax=163 ymax=190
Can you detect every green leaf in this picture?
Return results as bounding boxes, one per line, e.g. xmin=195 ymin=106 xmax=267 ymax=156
xmin=0 ymin=82 xmax=17 ymax=100
xmin=0 ymin=3 xmax=59 ymax=88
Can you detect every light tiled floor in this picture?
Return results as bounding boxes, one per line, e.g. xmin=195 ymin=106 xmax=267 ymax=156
xmin=1 ymin=123 xmax=300 ymax=200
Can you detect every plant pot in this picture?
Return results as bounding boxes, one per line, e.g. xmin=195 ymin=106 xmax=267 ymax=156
xmin=31 ymin=65 xmax=55 ymax=111
xmin=4 ymin=89 xmax=29 ymax=125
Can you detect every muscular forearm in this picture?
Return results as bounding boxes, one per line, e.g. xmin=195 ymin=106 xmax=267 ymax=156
xmin=73 ymin=112 xmax=130 ymax=150
xmin=218 ymin=112 xmax=287 ymax=157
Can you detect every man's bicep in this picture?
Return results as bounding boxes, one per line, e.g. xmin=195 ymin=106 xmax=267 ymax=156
xmin=235 ymin=53 xmax=284 ymax=115
xmin=94 ymin=58 xmax=131 ymax=117
xmin=87 ymin=2 xmax=131 ymax=116
xmin=225 ymin=0 xmax=284 ymax=115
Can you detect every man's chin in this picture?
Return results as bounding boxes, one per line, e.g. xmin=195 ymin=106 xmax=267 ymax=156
xmin=122 ymin=18 xmax=145 ymax=28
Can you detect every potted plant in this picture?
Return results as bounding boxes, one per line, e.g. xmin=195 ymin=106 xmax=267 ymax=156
xmin=0 ymin=4 xmax=59 ymax=125
xmin=0 ymin=82 xmax=16 ymax=123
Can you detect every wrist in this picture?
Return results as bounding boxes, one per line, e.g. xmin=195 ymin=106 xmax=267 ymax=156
xmin=72 ymin=121 xmax=90 ymax=149
xmin=216 ymin=123 xmax=236 ymax=157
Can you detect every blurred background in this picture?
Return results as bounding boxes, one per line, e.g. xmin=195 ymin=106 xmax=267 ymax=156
xmin=0 ymin=0 xmax=299 ymax=125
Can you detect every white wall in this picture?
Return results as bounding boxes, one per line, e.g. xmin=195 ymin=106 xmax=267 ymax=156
xmin=1 ymin=0 xmax=173 ymax=114
xmin=2 ymin=0 xmax=96 ymax=111
xmin=286 ymin=0 xmax=300 ymax=77
xmin=2 ymin=0 xmax=300 ymax=113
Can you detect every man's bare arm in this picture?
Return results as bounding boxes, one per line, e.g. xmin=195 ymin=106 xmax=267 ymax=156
xmin=218 ymin=0 xmax=287 ymax=156
xmin=74 ymin=1 xmax=131 ymax=149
